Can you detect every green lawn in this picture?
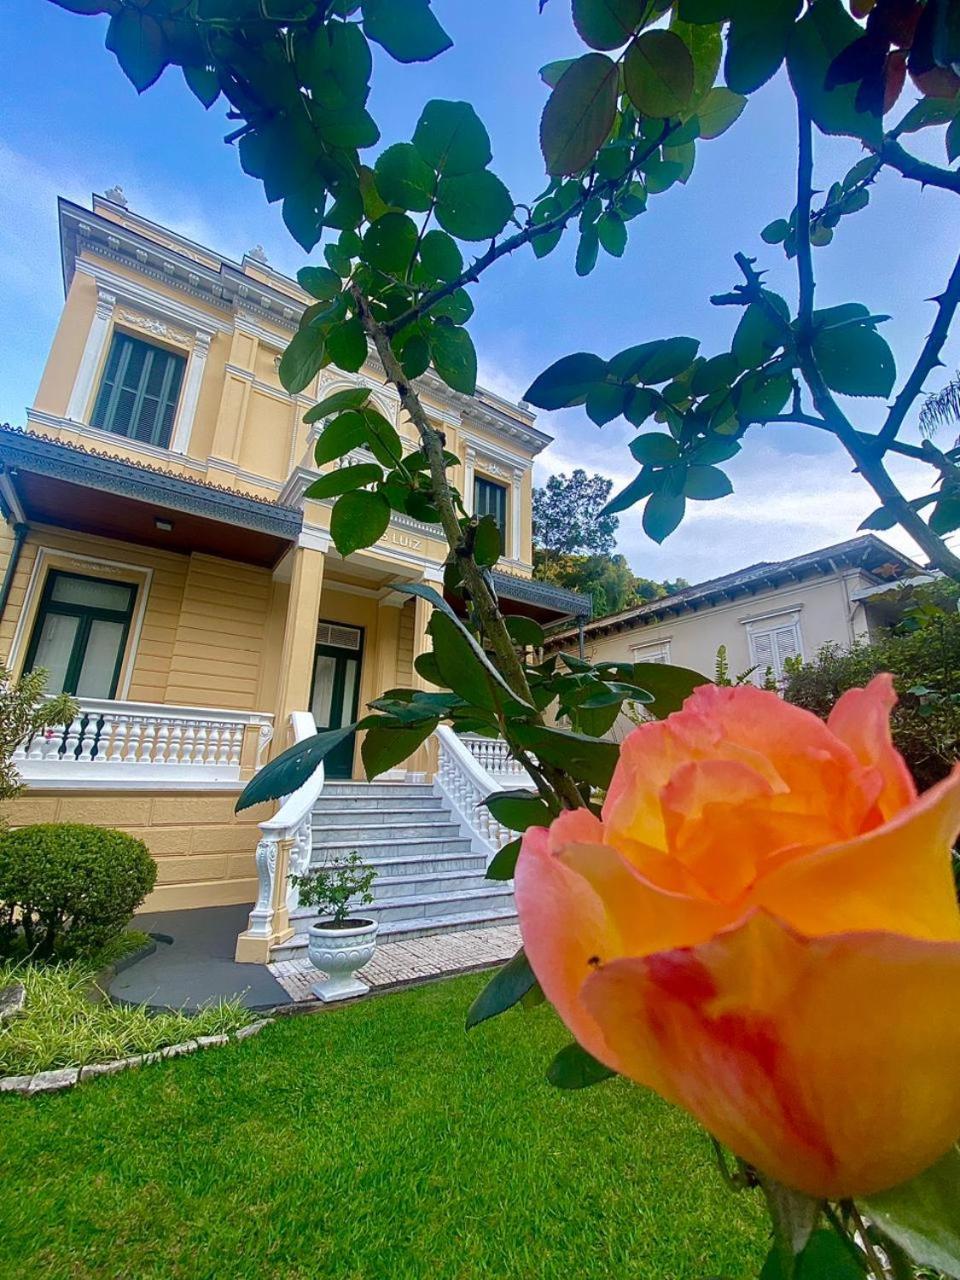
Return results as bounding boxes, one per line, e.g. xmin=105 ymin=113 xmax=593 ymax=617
xmin=0 ymin=971 xmax=767 ymax=1280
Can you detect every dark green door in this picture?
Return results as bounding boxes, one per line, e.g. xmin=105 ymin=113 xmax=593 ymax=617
xmin=310 ymin=625 xmax=363 ymax=779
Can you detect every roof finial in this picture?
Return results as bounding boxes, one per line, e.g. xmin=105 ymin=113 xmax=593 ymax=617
xmin=103 ymin=185 xmax=128 ymax=208
xmin=247 ymin=243 xmax=268 ymax=264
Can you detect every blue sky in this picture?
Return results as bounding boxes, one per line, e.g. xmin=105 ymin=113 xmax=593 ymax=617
xmin=0 ymin=0 xmax=956 ymax=582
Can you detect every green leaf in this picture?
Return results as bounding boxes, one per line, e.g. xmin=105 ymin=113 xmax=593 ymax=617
xmin=435 ymin=170 xmax=514 ymax=241
xmin=314 ymin=411 xmax=368 ymax=466
xmin=625 ymin=30 xmax=695 ymax=118
xmin=327 ymin=316 xmax=368 ymax=373
xmin=237 ymin=727 xmax=356 ymax=811
xmin=296 ymin=19 xmax=371 ymax=110
xmin=672 ymin=16 xmax=722 ymax=104
xmin=303 ymin=386 xmax=371 ymax=425
xmin=725 ymin=0 xmax=799 ymax=96
xmin=947 ymin=115 xmax=960 ymax=164
xmin=540 ymin=52 xmax=619 ymax=176
xmin=395 ymin=583 xmax=533 ymax=708
xmin=468 ymin=516 xmax=499 ymax=569
xmin=697 ymin=85 xmax=748 ymax=138
xmin=575 ymin=226 xmax=600 ymax=276
xmin=684 ymin=464 xmax=733 ymax=499
xmin=374 ymin=142 xmax=435 ymax=211
xmin=732 ymin=301 xmax=788 ymax=367
xmin=602 ymin=468 xmax=657 ymax=516
xmin=540 ymin=58 xmax=577 ymax=88
xmin=183 ymin=64 xmax=219 ymax=109
xmin=863 ymin=1146 xmax=960 ymax=1277
xmin=572 ymin=0 xmax=647 ymax=51
xmin=930 ymin=494 xmax=960 ymax=536
xmin=624 ymin=386 xmax=660 ymax=427
xmin=547 ymin=1042 xmax=617 ymax=1089
xmin=361 ymin=717 xmax=438 ymax=779
xmin=362 ymin=212 xmax=418 ymax=273
xmin=413 ymin=99 xmax=492 ymax=175
xmin=361 ymin=0 xmax=453 ymax=64
xmin=330 ymin=489 xmax=391 ymax=555
xmin=465 ymin=948 xmax=537 ymax=1028
xmin=811 ymin=323 xmax=896 ymax=397
xmin=397 ymin=333 xmax=431 ymax=379
xmin=486 ymin=837 xmax=522 ymax=881
xmin=505 ymin=615 xmax=546 ymax=647
xmin=736 ymin=370 xmax=794 ymax=422
xmin=643 ymin=490 xmax=686 ymax=542
xmin=482 ymin=789 xmax=553 ymax=832
xmin=511 ymin=724 xmax=620 ymax=788
xmin=524 ymin=352 xmax=608 ymax=409
xmin=303 ymin=463 xmax=383 ymax=501
xmin=691 ymin=352 xmax=741 ymax=396
xmin=762 ymin=218 xmax=791 ymax=244
xmin=630 ymin=432 xmax=680 ymax=464
xmin=429 ymin=611 xmax=497 ymax=711
xmin=297 ymin=266 xmax=342 ymax=302
xmin=430 ymin=287 xmax=474 ymax=325
xmin=429 ymin=323 xmax=477 ymax=394
xmin=784 ymin=1230 xmax=865 ymax=1279
xmin=616 ymin=336 xmax=701 ymax=384
xmin=677 ymin=0 xmax=734 ymax=19
xmin=359 ymin=408 xmax=404 ymax=468
xmin=418 ymin=229 xmax=463 ymax=282
xmin=586 ymin=382 xmax=627 ymax=425
xmin=279 ymin=327 xmax=325 ymax=395
xmin=787 ymin=0 xmax=882 ymax=144
xmin=105 ymin=7 xmax=166 ymax=92
xmin=628 ymin=662 xmax=708 ymax=717
xmin=597 ymin=211 xmax=628 ymax=257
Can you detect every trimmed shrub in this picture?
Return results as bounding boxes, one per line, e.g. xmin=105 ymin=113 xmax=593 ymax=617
xmin=0 ymin=823 xmax=156 ymax=962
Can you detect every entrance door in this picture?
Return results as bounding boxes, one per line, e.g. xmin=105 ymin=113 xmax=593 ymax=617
xmin=309 ymin=623 xmax=363 ymax=779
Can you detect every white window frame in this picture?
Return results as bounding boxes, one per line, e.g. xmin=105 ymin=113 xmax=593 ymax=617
xmin=629 ymin=638 xmax=672 ymax=665
xmin=744 ymin=612 xmax=803 ymax=682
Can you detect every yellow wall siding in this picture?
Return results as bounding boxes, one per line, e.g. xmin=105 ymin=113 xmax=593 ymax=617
xmin=165 ymin=554 xmax=272 ymax=710
xmin=5 ymin=789 xmax=272 ymax=911
xmin=32 ymin=270 xmax=97 ymax=417
xmin=395 ymin=599 xmax=416 ymax=690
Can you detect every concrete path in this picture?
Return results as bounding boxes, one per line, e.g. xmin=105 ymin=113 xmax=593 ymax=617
xmin=109 ymin=904 xmax=291 ymax=1012
xmin=269 ymin=924 xmax=522 ymax=1002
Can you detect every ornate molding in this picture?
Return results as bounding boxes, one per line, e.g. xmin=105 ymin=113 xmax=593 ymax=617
xmin=117 ymin=308 xmax=192 ymax=347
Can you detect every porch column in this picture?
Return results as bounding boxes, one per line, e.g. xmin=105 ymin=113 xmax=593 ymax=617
xmin=409 ymin=589 xmax=437 ymax=778
xmin=463 ymin=445 xmax=476 ymax=515
xmin=273 ymin=546 xmax=325 ymax=736
xmin=66 ymin=286 xmax=116 ymax=422
xmin=510 ymin=466 xmax=523 ymax=562
xmin=169 ymin=328 xmax=213 ymax=454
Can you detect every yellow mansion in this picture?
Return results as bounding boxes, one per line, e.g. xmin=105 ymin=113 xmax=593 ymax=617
xmin=0 ymin=190 xmax=588 ymax=962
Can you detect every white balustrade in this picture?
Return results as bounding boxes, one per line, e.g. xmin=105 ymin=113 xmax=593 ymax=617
xmin=17 ymin=698 xmax=274 ymax=787
xmin=242 ymin=710 xmax=324 ymax=946
xmin=461 ymin=733 xmax=530 ymax=782
xmin=434 ymin=725 xmax=533 ymax=865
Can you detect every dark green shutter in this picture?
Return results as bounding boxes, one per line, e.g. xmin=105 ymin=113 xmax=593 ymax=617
xmin=91 ymin=332 xmax=186 ymax=447
xmin=474 ymin=477 xmax=508 ymax=552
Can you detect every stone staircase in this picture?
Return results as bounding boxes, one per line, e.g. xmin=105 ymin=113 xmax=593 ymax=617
xmin=270 ymin=781 xmax=516 ymax=960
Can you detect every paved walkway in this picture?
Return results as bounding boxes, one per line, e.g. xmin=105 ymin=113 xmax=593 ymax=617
xmin=269 ymin=924 xmax=522 ymax=1002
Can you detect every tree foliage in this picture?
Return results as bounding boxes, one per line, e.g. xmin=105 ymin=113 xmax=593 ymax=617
xmin=532 ymin=470 xmax=619 ymax=562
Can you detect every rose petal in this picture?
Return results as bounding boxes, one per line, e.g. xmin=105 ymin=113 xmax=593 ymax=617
xmin=827 ymin=673 xmax=917 ymax=821
xmin=755 ymin=763 xmax=960 ymax=942
xmin=582 ymin=912 xmax=960 ymax=1198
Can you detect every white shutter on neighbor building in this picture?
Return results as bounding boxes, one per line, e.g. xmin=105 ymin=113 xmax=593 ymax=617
xmin=748 ymin=620 xmax=801 ymax=680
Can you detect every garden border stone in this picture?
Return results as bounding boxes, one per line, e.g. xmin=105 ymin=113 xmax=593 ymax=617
xmin=0 ymin=1019 xmax=272 ymax=1096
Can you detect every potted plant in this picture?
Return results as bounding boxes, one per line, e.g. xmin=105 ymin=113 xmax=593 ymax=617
xmin=290 ymin=853 xmax=378 ymax=1002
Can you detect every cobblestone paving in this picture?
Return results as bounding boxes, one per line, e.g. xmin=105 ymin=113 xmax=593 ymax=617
xmin=269 ymin=924 xmax=521 ymax=1003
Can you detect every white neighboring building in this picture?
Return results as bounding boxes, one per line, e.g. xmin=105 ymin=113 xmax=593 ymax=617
xmin=547 ymin=535 xmax=923 ymax=682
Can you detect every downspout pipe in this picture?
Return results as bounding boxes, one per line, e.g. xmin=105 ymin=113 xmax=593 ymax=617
xmin=0 ymin=521 xmax=28 ymax=626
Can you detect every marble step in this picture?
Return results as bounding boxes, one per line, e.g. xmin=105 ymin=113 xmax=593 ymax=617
xmin=292 ymin=883 xmax=515 ymax=928
xmin=312 ymin=796 xmax=446 ymax=814
xmin=311 ymin=851 xmax=488 ymax=879
xmin=309 ymin=836 xmax=473 ymax=859
xmin=311 ymin=820 xmax=462 ymax=844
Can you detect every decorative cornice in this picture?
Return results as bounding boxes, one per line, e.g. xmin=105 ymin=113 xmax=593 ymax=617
xmin=491 ymin=570 xmax=591 ymax=618
xmin=0 ymin=425 xmax=302 ymax=542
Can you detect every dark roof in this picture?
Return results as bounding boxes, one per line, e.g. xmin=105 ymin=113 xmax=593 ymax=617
xmin=548 ymin=535 xmax=921 ymax=645
xmin=491 ymin=569 xmax=592 ymax=619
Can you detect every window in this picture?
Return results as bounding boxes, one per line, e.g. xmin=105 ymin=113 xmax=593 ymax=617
xmin=24 ymin=571 xmax=137 ymax=699
xmin=474 ymin=476 xmax=508 ymax=553
xmin=630 ymin=640 xmax=671 ymax=664
xmin=91 ymin=331 xmax=186 ymax=448
xmin=748 ymin=620 xmax=802 ymax=681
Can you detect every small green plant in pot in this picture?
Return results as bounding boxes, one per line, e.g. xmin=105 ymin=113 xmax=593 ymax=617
xmin=291 ymin=853 xmax=379 ymax=1003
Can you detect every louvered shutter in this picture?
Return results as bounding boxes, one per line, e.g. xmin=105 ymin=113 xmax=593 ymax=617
xmin=91 ymin=332 xmax=185 ymax=447
xmin=749 ymin=629 xmax=776 ymax=676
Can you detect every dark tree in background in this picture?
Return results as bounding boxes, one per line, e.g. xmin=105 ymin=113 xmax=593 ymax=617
xmin=532 ymin=470 xmax=619 ymax=566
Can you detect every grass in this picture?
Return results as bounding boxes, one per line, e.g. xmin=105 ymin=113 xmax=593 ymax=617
xmin=0 ymin=958 xmax=249 ymax=1076
xmin=0 ymin=971 xmax=768 ymax=1280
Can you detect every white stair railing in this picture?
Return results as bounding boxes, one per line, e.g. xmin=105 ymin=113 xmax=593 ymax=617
xmin=241 ymin=710 xmax=323 ymax=950
xmin=434 ymin=724 xmax=531 ymax=864
xmin=460 ymin=733 xmax=530 ymax=782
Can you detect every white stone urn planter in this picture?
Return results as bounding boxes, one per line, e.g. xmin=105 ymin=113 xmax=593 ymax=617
xmin=307 ymin=918 xmax=379 ymax=1002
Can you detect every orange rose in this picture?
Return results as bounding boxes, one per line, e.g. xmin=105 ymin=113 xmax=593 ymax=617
xmin=516 ymin=675 xmax=960 ymax=1198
